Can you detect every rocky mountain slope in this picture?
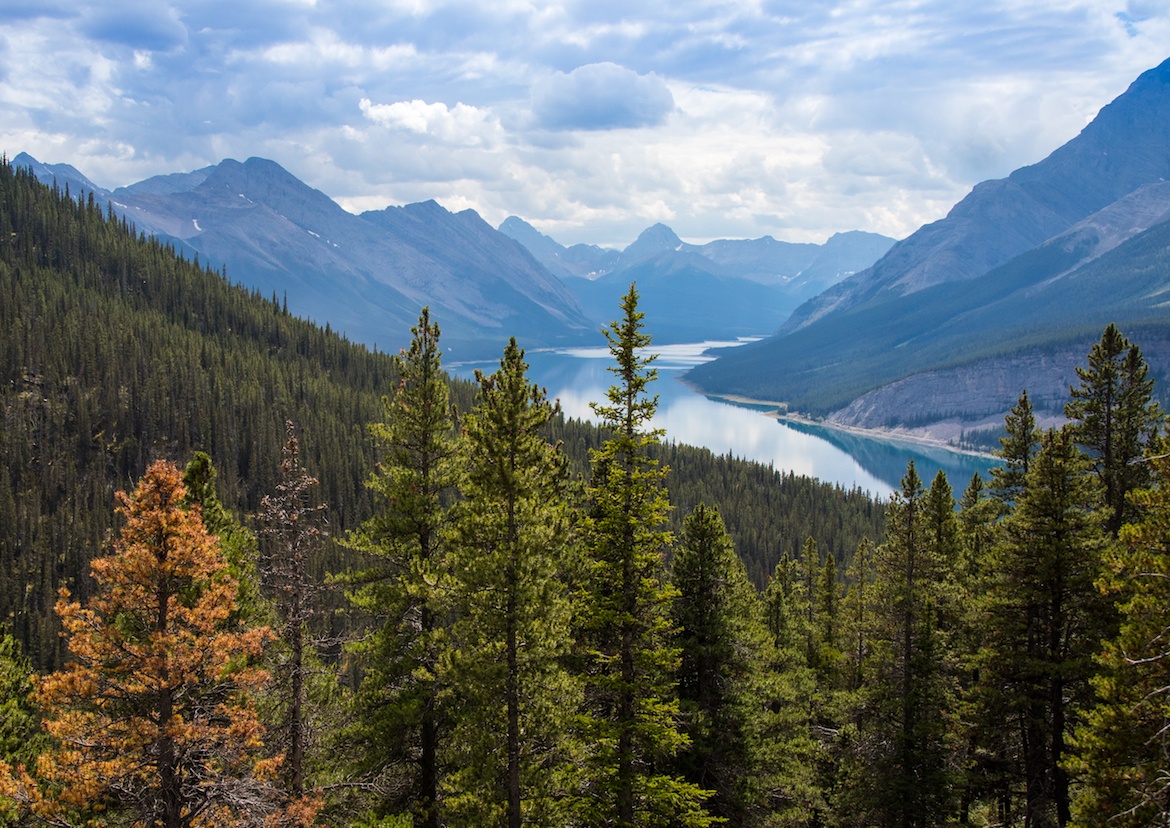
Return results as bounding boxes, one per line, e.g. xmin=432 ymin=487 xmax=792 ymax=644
xmin=688 ymin=56 xmax=1170 ymax=439
xmin=14 ymin=154 xmax=595 ymax=357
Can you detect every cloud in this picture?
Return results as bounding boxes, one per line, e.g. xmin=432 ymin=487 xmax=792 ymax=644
xmin=529 ymin=62 xmax=675 ymax=131
xmin=359 ymin=98 xmax=502 ymax=147
xmin=3 ymin=0 xmax=1170 ymax=248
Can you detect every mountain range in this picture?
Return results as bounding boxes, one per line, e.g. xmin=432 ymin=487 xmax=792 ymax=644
xmin=14 ymin=153 xmax=893 ymax=356
xmin=501 ymin=218 xmax=894 ymax=343
xmin=13 ymin=153 xmax=594 ymax=357
xmin=687 ymin=56 xmax=1170 ymax=443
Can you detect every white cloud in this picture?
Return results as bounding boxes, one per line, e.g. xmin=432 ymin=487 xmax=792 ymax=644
xmin=359 ymin=98 xmax=503 ymax=147
xmin=2 ymin=0 xmax=1169 ymax=248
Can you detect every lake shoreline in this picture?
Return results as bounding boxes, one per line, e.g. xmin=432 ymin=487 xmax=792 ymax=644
xmin=696 ymin=390 xmax=999 ymax=461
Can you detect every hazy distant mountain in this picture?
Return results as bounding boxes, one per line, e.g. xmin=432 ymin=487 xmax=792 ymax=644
xmin=688 ymin=57 xmax=1170 ymax=440
xmin=498 ymin=216 xmax=619 ymax=279
xmin=501 ymin=217 xmax=895 ymax=342
xmin=15 ymin=154 xmax=595 ymax=356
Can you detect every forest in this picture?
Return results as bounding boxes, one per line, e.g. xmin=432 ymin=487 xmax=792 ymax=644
xmin=1 ymin=159 xmax=1169 ymax=828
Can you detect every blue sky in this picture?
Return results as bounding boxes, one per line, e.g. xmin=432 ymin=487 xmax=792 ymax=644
xmin=1 ymin=1 xmax=1168 ymax=247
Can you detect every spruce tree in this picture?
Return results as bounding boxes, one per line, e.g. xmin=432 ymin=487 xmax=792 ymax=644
xmin=1065 ymin=324 xmax=1162 ymax=536
xmin=1070 ymin=435 xmax=1170 ymax=827
xmin=344 ymin=309 xmax=457 ymax=827
xmin=847 ymin=462 xmax=959 ymax=828
xmin=982 ymin=428 xmax=1110 ymax=827
xmin=576 ymin=284 xmax=714 ymax=827
xmin=991 ymin=390 xmax=1040 ymax=507
xmin=671 ymin=504 xmax=775 ymax=825
xmin=0 ymin=629 xmax=42 ymax=826
xmin=443 ymin=339 xmax=577 ymax=827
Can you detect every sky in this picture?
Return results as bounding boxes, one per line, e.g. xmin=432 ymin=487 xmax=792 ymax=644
xmin=2 ymin=1 xmax=1168 ymax=249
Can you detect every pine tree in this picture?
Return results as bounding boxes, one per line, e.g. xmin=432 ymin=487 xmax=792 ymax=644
xmin=982 ymin=429 xmax=1110 ymax=827
xmin=671 ymin=504 xmax=777 ymax=825
xmin=442 ymin=339 xmax=577 ymax=827
xmin=842 ymin=537 xmax=876 ymax=694
xmin=30 ymin=460 xmax=275 ymax=828
xmin=991 ymin=390 xmax=1040 ymax=507
xmin=576 ymin=284 xmax=714 ymax=827
xmin=344 ymin=309 xmax=457 ymax=827
xmin=1065 ymin=324 xmax=1162 ymax=536
xmin=0 ymin=629 xmax=42 ymax=826
xmin=847 ymin=462 xmax=959 ymax=828
xmin=1070 ymin=435 xmax=1170 ymax=827
xmin=760 ymin=545 xmax=826 ymax=826
xmin=183 ymin=452 xmax=264 ymax=629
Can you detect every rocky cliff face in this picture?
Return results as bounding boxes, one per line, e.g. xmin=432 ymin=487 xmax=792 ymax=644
xmin=827 ymin=326 xmax=1170 ymax=442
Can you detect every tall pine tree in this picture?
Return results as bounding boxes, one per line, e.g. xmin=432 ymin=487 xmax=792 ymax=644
xmin=671 ymin=503 xmax=775 ymax=825
xmin=844 ymin=462 xmax=959 ymax=828
xmin=31 ymin=461 xmax=275 ymax=828
xmin=1071 ymin=434 xmax=1170 ymax=827
xmin=1065 ymin=324 xmax=1162 ymax=536
xmin=982 ymin=428 xmax=1110 ymax=827
xmin=576 ymin=284 xmax=714 ymax=827
xmin=344 ymin=309 xmax=457 ymax=827
xmin=442 ymin=339 xmax=578 ymax=827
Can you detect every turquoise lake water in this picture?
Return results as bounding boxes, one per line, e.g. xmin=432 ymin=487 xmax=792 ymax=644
xmin=451 ymin=339 xmax=999 ymax=498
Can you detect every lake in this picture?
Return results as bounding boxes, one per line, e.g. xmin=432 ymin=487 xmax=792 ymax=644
xmin=450 ymin=340 xmax=999 ymax=498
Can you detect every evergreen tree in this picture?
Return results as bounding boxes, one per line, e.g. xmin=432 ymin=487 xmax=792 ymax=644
xmin=991 ymin=390 xmax=1040 ymax=507
xmin=344 ymin=309 xmax=457 ymax=827
xmin=955 ymin=472 xmax=1003 ymax=825
xmin=671 ymin=504 xmax=776 ymax=825
xmin=800 ymin=537 xmax=822 ymax=674
xmin=846 ymin=462 xmax=959 ymax=828
xmin=841 ymin=537 xmax=876 ymax=694
xmin=764 ymin=550 xmax=807 ymax=660
xmin=442 ymin=339 xmax=578 ymax=827
xmin=982 ymin=429 xmax=1110 ymax=827
xmin=183 ymin=452 xmax=264 ymax=627
xmin=815 ymin=551 xmax=844 ymax=691
xmin=576 ymin=284 xmax=714 ymax=827
xmin=1070 ymin=434 xmax=1170 ymax=827
xmin=0 ymin=629 xmax=42 ymax=826
xmin=1065 ymin=324 xmax=1162 ymax=536
xmin=760 ymin=548 xmax=825 ymax=826
xmin=30 ymin=460 xmax=276 ymax=828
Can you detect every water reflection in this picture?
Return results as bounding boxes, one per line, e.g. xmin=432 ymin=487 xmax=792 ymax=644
xmin=451 ymin=341 xmax=999 ymax=498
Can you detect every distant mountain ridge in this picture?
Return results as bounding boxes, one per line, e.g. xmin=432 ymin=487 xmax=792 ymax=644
xmin=688 ymin=56 xmax=1170 ymax=442
xmin=501 ymin=217 xmax=895 ymax=342
xmin=16 ymin=150 xmax=893 ymax=354
xmin=13 ymin=153 xmax=595 ymax=357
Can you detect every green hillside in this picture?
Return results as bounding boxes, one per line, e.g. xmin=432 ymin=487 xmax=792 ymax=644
xmin=0 ymin=159 xmax=885 ymax=671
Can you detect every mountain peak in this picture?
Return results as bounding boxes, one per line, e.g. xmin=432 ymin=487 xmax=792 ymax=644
xmin=621 ymin=223 xmax=684 ymax=262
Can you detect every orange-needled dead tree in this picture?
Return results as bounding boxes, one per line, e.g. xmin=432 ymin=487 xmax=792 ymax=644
xmin=33 ymin=460 xmax=277 ymax=828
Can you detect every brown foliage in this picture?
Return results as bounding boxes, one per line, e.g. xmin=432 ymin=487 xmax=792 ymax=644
xmin=31 ymin=460 xmax=282 ymax=827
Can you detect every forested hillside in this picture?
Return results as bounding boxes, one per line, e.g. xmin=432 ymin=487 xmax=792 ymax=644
xmin=0 ymin=159 xmax=882 ymax=671
xmin=3 ymin=158 xmax=1170 ymax=827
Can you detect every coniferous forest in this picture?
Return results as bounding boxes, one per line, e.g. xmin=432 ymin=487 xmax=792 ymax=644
xmin=2 ymin=158 xmax=1170 ymax=828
